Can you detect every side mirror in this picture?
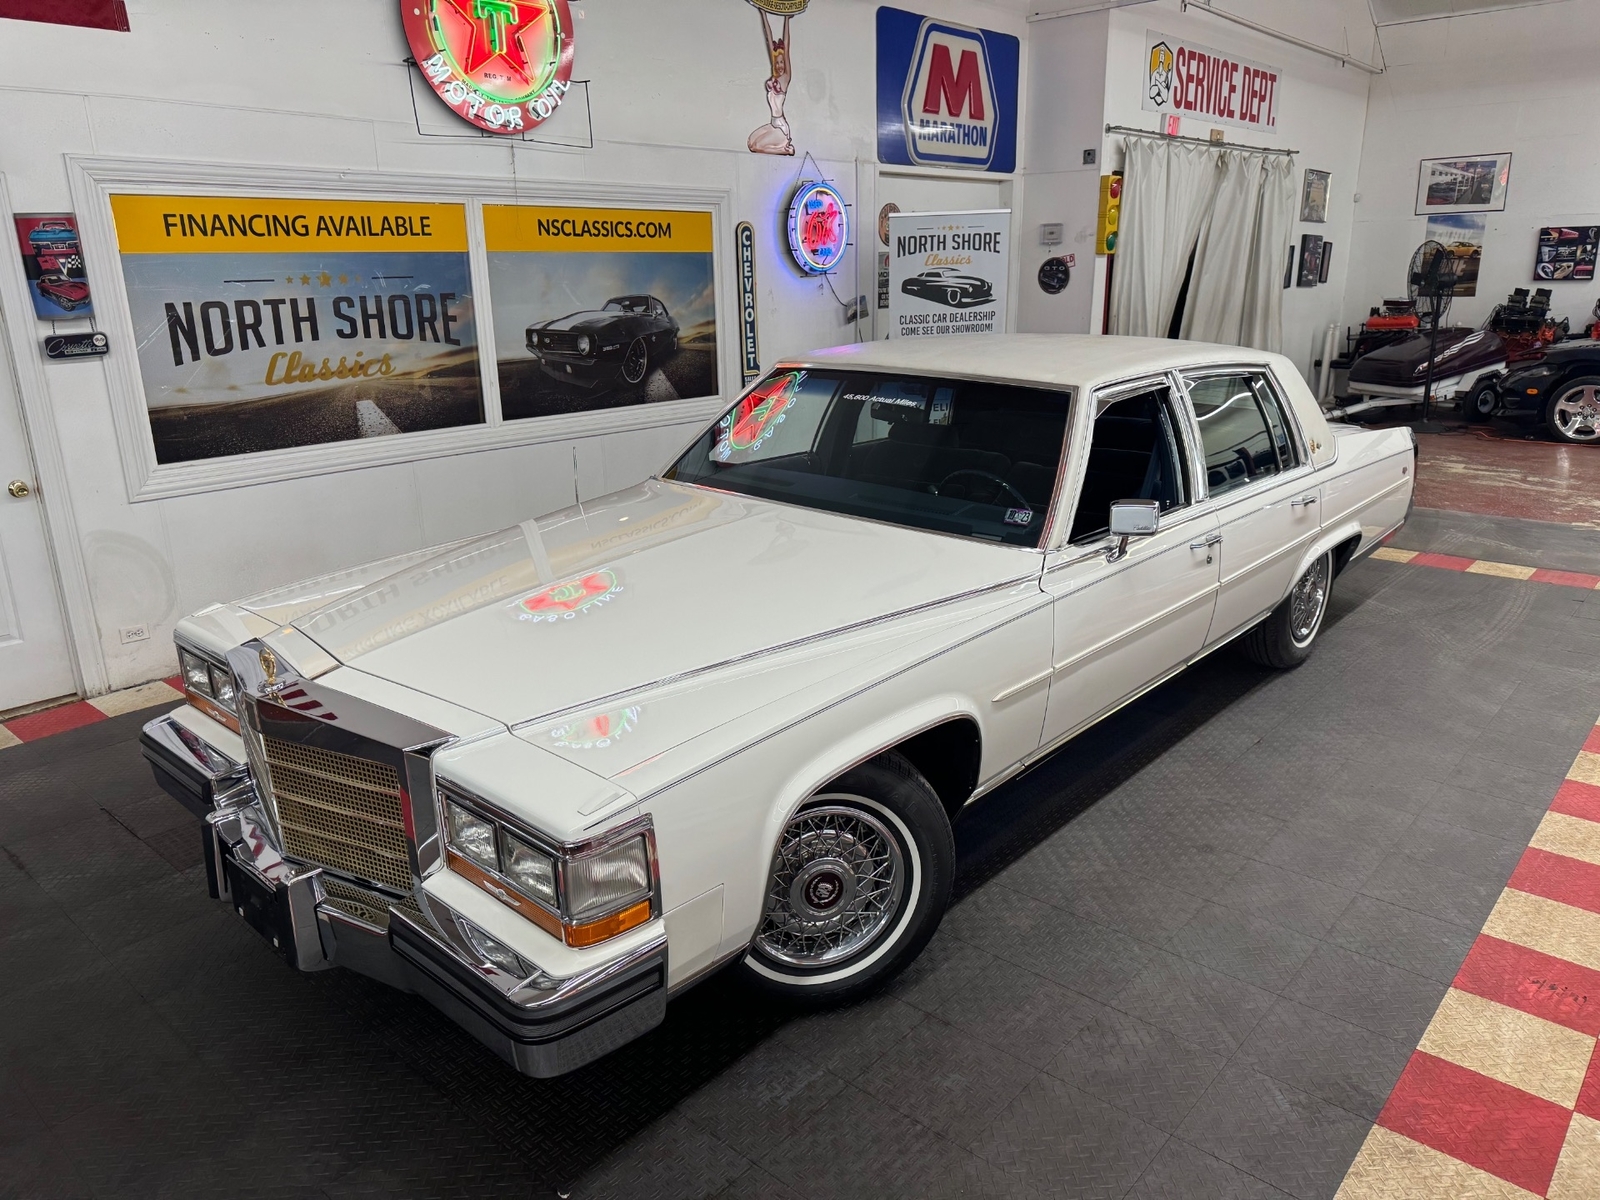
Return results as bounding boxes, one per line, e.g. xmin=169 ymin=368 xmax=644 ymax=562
xmin=1107 ymin=499 xmax=1160 ymax=562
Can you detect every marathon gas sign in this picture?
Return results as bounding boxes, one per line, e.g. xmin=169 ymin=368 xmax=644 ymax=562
xmin=1141 ymin=30 xmax=1281 ymax=132
xmin=877 ymin=7 xmax=1018 ymax=174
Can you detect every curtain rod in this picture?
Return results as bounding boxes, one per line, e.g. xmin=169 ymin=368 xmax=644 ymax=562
xmin=1180 ymin=0 xmax=1385 ymax=75
xmin=1106 ymin=124 xmax=1297 ymax=157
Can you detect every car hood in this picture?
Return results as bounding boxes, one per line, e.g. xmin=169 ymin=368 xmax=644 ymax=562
xmin=538 ymin=310 xmax=616 ymax=333
xmin=284 ymin=480 xmax=1038 ymax=728
xmin=41 ymin=280 xmax=89 ymax=296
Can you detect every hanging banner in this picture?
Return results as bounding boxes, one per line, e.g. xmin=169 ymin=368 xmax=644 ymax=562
xmin=887 ymin=209 xmax=1009 ymax=339
xmin=484 ymin=204 xmax=719 ymax=420
xmin=877 ymin=7 xmax=1019 ymax=174
xmin=14 ymin=214 xmax=92 ymax=319
xmin=735 ymin=221 xmax=760 ymax=384
xmin=110 ymin=195 xmax=483 ymax=465
xmin=1142 ymin=30 xmax=1280 ymax=132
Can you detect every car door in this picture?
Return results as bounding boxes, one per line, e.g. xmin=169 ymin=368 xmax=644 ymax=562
xmin=1038 ymin=374 xmax=1220 ymax=751
xmin=1182 ymin=368 xmax=1322 ymax=647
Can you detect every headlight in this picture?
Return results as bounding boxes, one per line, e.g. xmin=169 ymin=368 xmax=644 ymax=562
xmin=439 ymin=785 xmax=656 ymax=948
xmin=209 ymin=665 xmax=237 ymax=710
xmin=501 ymin=830 xmax=558 ymax=908
xmin=180 ymin=649 xmax=213 ymax=698
xmin=576 ymin=334 xmax=592 ymax=355
xmin=445 ymin=800 xmax=498 ymax=873
xmin=566 ymin=837 xmax=651 ymax=920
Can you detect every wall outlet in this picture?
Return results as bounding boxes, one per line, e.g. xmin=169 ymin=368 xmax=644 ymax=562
xmin=119 ymin=624 xmax=150 ymax=645
xmin=1082 ymin=148 xmax=1097 ymax=165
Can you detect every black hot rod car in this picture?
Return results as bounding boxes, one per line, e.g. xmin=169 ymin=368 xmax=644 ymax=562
xmin=525 ymin=294 xmax=679 ymax=389
xmin=900 ymin=268 xmax=994 ymax=309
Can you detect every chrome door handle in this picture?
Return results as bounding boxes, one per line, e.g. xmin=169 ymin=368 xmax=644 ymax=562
xmin=1189 ymin=533 xmax=1222 ymax=549
xmin=1291 ymin=494 xmax=1318 ymax=507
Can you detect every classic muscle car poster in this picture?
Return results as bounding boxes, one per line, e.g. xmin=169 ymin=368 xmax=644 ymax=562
xmin=886 ymin=208 xmax=1010 ymax=339
xmin=1424 ymin=212 xmax=1485 ymax=296
xmin=14 ymin=213 xmax=93 ymax=319
xmin=110 ymin=195 xmax=483 ymax=464
xmin=484 ymin=204 xmax=719 ymax=420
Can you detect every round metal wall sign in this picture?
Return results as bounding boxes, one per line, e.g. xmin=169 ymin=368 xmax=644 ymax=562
xmin=1037 ymin=256 xmax=1071 ymax=295
xmin=402 ymin=0 xmax=576 ymax=135
xmin=788 ymin=181 xmax=849 ymax=275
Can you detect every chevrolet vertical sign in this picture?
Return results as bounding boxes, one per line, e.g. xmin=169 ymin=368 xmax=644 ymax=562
xmin=876 ymin=7 xmax=1018 ymax=174
xmin=735 ymin=221 xmax=760 ymax=384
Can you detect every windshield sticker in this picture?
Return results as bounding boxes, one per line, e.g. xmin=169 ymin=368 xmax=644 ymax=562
xmin=716 ymin=369 xmax=805 ymax=459
xmin=549 ymin=705 xmax=641 ymax=750
xmin=514 ymin=569 xmax=622 ymax=622
xmin=1004 ymin=508 xmax=1034 ymax=526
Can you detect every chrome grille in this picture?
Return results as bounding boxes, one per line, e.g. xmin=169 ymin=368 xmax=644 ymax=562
xmin=320 ymin=877 xmax=420 ymax=928
xmin=261 ymin=735 xmax=413 ymax=892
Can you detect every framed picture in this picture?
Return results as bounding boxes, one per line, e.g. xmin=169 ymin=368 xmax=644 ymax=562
xmin=1300 ymin=169 xmax=1330 ymax=223
xmin=1425 ymin=213 xmax=1485 ymax=296
xmin=1415 ymin=153 xmax=1511 ymax=215
xmin=1297 ymin=233 xmax=1323 ymax=287
xmin=1534 ymin=225 xmax=1599 ymax=282
xmin=1318 ymin=240 xmax=1333 ymax=283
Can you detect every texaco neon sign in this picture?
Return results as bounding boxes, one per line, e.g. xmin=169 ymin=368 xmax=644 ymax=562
xmin=401 ymin=0 xmax=576 ymax=134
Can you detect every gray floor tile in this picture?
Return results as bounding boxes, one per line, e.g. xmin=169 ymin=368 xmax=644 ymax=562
xmin=1325 ymin=893 xmax=1480 ymax=984
xmin=1125 ymin=1137 xmax=1293 ymax=1200
xmin=771 ymin=992 xmax=924 ymax=1083
xmin=1234 ymin=997 xmax=1410 ymax=1121
xmin=1163 ymin=902 xmax=1319 ymax=992
xmin=1389 ymin=815 xmax=1527 ymax=879
xmin=1285 ymin=943 xmax=1451 ymax=1045
xmin=1043 ymin=1009 xmax=1224 ymax=1133
xmin=1210 ymin=860 xmax=1356 ymax=938
xmin=675 ymin=1038 xmax=845 ymax=1162
xmin=1419 ymin=782 xmax=1550 ymax=846
xmin=1176 ymin=1062 xmax=1371 ymax=1200
xmin=1360 ymin=850 xmax=1507 ymax=929
xmin=1253 ymin=821 xmax=1394 ymax=891
xmin=857 ymin=1016 xmax=1038 ymax=1145
xmin=1113 ymin=949 xmax=1277 ymax=1056
xmin=927 ymin=953 xmax=1107 ymax=1070
xmin=572 ymin=1112 xmax=749 ymax=1200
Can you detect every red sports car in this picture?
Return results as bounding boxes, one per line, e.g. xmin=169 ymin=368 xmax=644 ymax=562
xmin=37 ymin=273 xmax=90 ymax=312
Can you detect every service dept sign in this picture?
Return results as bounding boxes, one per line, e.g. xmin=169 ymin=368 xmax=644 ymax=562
xmin=402 ymin=0 xmax=576 ymax=134
xmin=887 ymin=209 xmax=1010 ymax=340
xmin=876 ymin=7 xmax=1019 ymax=174
xmin=1142 ymin=29 xmax=1281 ymax=132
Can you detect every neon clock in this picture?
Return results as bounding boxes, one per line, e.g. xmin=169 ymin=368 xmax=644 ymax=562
xmin=787 ymin=181 xmax=849 ymax=274
xmin=514 ymin=569 xmax=621 ymax=622
xmin=716 ymin=370 xmax=805 ymax=460
xmin=401 ymin=0 xmax=576 ymax=135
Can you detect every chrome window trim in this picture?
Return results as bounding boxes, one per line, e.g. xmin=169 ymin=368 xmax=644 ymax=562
xmin=1175 ymin=365 xmax=1313 ymax=512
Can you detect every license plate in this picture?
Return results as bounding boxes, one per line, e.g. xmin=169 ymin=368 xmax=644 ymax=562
xmin=223 ymin=857 xmax=300 ymax=965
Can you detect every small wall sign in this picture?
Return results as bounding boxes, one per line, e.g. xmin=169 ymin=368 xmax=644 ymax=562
xmin=1037 ymin=256 xmax=1072 ymax=295
xmin=735 ymin=221 xmax=761 ymax=383
xmin=44 ymin=331 xmax=109 ymax=360
xmin=787 ymin=180 xmax=849 ymax=275
xmin=15 ymin=214 xmax=92 ymax=320
xmin=401 ymin=0 xmax=576 ymax=135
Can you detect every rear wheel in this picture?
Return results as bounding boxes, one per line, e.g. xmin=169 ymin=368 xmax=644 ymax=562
xmin=1547 ymin=378 xmax=1600 ymax=443
xmin=740 ymin=753 xmax=953 ymax=1003
xmin=1241 ymin=551 xmax=1333 ymax=669
xmin=1463 ymin=379 xmax=1498 ymax=422
xmin=620 ymin=337 xmax=649 ymax=386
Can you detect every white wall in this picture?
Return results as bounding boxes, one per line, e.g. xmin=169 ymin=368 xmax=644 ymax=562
xmin=0 ymin=0 xmax=1027 ymax=693
xmin=1019 ymin=0 xmax=1375 ymax=383
xmin=1347 ymin=0 xmax=1600 ymax=336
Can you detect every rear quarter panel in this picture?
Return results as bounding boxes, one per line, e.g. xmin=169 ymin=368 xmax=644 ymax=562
xmin=1322 ymin=426 xmax=1415 ymax=552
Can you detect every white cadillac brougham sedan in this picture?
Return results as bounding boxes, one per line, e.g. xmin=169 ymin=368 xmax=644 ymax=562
xmin=142 ymin=336 xmax=1415 ymax=1077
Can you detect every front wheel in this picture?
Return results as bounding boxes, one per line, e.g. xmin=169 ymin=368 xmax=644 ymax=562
xmin=1240 ymin=550 xmax=1333 ymax=669
xmin=1547 ymin=378 xmax=1600 ymax=444
xmin=740 ymin=753 xmax=954 ymax=1003
xmin=620 ymin=337 xmax=650 ymax=386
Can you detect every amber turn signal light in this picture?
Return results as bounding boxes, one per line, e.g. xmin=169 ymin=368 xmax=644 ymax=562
xmin=564 ymin=899 xmax=653 ymax=947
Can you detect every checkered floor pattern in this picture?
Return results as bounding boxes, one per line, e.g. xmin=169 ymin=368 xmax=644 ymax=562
xmin=0 ymin=677 xmax=183 ymax=750
xmin=1373 ymin=546 xmax=1600 ymax=593
xmin=1338 ymin=721 xmax=1600 ymax=1198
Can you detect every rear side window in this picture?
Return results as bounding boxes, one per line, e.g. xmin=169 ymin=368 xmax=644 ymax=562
xmin=1188 ymin=373 xmax=1288 ymax=497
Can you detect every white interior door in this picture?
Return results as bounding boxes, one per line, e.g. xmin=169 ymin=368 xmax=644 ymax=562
xmin=0 ymin=316 xmax=75 ymax=711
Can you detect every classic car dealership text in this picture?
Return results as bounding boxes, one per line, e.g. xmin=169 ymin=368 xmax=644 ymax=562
xmin=5 ymin=2 xmax=1600 ymax=1197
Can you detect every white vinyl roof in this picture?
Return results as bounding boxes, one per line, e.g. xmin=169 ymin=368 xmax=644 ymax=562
xmin=784 ymin=334 xmax=1276 ymax=392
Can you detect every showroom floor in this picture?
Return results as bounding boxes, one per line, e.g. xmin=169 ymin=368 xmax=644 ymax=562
xmin=4 ymin=505 xmax=1599 ymax=1200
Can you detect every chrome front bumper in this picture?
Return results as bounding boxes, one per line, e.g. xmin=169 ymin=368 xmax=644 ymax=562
xmin=144 ymin=714 xmax=667 ymax=1078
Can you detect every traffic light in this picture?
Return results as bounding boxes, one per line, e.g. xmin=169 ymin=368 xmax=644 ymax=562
xmin=1096 ymin=172 xmax=1122 ymax=255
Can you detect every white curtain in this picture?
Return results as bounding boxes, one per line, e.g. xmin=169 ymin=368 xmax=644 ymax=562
xmin=1109 ymin=138 xmax=1222 ymax=339
xmin=1111 ymin=136 xmax=1296 ymax=353
xmin=1181 ymin=151 xmax=1294 ymax=351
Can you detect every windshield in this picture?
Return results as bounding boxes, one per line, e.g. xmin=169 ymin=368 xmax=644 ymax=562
xmin=663 ymin=369 xmax=1071 ymax=547
xmin=604 ymin=297 xmax=650 ymax=313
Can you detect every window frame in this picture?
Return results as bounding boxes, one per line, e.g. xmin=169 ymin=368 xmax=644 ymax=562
xmin=1176 ymin=364 xmax=1312 ymax=506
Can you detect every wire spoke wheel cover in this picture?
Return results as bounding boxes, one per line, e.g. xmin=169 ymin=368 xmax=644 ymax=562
xmin=622 ymin=338 xmax=648 ymax=385
xmin=1290 ymin=554 xmax=1330 ymax=646
xmin=755 ymin=803 xmax=906 ymax=968
xmin=1553 ymin=385 xmax=1600 ymax=442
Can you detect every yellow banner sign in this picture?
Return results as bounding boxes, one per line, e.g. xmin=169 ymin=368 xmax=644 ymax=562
xmin=111 ymin=195 xmax=469 ymax=254
xmin=483 ymin=205 xmax=713 ymax=254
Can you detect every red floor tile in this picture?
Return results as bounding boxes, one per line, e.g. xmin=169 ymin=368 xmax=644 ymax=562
xmin=165 ymin=674 xmax=184 ymax=692
xmin=1508 ymin=847 xmax=1600 ymax=917
xmin=1409 ymin=551 xmax=1477 ymax=572
xmin=1579 ymin=1044 xmax=1600 ymax=1122
xmin=1583 ymin=726 xmax=1600 ymax=756
xmin=1551 ymin=779 xmax=1600 ymax=824
xmin=1377 ymin=1051 xmax=1574 ymax=1196
xmin=4 ymin=701 xmax=106 ymax=742
xmin=1530 ymin=567 xmax=1600 ymax=590
xmin=1453 ymin=934 xmax=1600 ymax=1037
